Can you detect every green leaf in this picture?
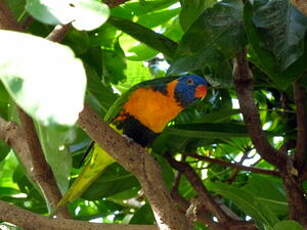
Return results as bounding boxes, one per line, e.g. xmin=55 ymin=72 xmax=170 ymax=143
xmin=118 ymin=33 xmax=159 ymax=61
xmin=108 ymin=16 xmax=178 ymax=59
xmin=179 ymin=0 xmax=216 ymax=31
xmin=5 ymin=0 xmax=26 ymax=20
xmin=111 ymin=0 xmax=178 ymax=20
xmin=36 ymin=125 xmax=73 ymax=194
xmin=102 ymin=41 xmax=127 ymax=84
xmin=207 ymin=182 xmax=279 ymax=227
xmin=165 ymin=123 xmax=249 ymax=138
xmin=177 ymin=0 xmax=245 ymax=58
xmin=116 ymin=60 xmax=153 ymax=93
xmin=84 ymin=62 xmax=118 ymax=116
xmin=130 ymin=204 xmax=155 ymax=225
xmin=0 ymin=82 xmax=10 ymax=120
xmin=273 ymin=221 xmax=304 ymax=230
xmin=244 ymin=1 xmax=307 ymax=89
xmin=136 ymin=8 xmax=180 ymax=29
xmin=243 ymin=175 xmax=288 ymax=217
xmin=83 ymin=163 xmax=140 ymax=200
xmin=0 ymin=30 xmax=86 ymax=126
xmin=253 ymin=0 xmax=307 ymax=70
xmin=26 ymin=0 xmax=110 ymax=31
xmin=169 ymin=0 xmax=245 ymax=86
xmin=0 ymin=140 xmax=10 ymax=162
xmin=169 ymin=49 xmax=233 ymax=87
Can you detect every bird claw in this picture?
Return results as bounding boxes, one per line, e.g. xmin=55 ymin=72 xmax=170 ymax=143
xmin=122 ymin=134 xmax=135 ymax=144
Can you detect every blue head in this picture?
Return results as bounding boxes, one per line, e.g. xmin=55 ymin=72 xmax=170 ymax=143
xmin=174 ymin=74 xmax=208 ymax=107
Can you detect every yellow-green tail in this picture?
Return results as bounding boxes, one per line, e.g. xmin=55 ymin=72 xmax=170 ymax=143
xmin=56 ymin=144 xmax=115 ymax=210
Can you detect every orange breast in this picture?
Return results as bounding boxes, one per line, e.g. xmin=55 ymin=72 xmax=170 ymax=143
xmin=121 ymin=80 xmax=183 ymax=133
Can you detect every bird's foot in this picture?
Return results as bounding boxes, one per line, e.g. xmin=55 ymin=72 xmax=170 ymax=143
xmin=122 ymin=134 xmax=135 ymax=144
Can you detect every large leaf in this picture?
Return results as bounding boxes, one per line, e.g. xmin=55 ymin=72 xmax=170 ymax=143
xmin=136 ymin=8 xmax=180 ymax=29
xmin=108 ymin=16 xmax=178 ymax=59
xmin=244 ymin=1 xmax=307 ymax=89
xmin=0 ymin=30 xmax=86 ymax=126
xmin=243 ymin=175 xmax=288 ymax=217
xmin=165 ymin=123 xmax=249 ymax=138
xmin=169 ymin=0 xmax=245 ymax=87
xmin=36 ymin=125 xmax=73 ymax=194
xmin=26 ymin=0 xmax=110 ymax=31
xmin=179 ymin=0 xmax=216 ymax=31
xmin=253 ymin=0 xmax=307 ymax=70
xmin=208 ymin=182 xmax=279 ymax=228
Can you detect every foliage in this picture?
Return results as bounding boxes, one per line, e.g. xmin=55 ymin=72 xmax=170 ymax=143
xmin=0 ymin=0 xmax=307 ymax=229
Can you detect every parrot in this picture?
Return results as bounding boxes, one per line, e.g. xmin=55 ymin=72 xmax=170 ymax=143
xmin=56 ymin=74 xmax=208 ymax=209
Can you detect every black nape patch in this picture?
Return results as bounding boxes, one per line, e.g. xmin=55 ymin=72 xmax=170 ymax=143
xmin=151 ymin=84 xmax=168 ymax=95
xmin=115 ymin=114 xmax=160 ymax=147
xmin=174 ymin=90 xmax=188 ymax=108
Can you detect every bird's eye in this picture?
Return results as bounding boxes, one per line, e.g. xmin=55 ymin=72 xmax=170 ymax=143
xmin=186 ymin=78 xmax=194 ymax=85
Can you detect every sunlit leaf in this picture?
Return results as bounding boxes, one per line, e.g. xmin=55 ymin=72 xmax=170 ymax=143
xmin=0 ymin=30 xmax=86 ymax=126
xmin=26 ymin=0 xmax=110 ymax=31
xmin=36 ymin=125 xmax=73 ymax=194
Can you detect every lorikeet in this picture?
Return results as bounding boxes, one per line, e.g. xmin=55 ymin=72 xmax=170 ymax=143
xmin=57 ymin=74 xmax=208 ymax=208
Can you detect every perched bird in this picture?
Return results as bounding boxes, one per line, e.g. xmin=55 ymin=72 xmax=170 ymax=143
xmin=109 ymin=74 xmax=208 ymax=146
xmin=57 ymin=74 xmax=208 ymax=208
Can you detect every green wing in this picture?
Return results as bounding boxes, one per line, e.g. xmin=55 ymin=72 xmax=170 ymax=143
xmin=104 ymin=76 xmax=179 ymax=123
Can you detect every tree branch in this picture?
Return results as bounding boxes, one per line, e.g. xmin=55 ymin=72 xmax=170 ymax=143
xmin=293 ymin=81 xmax=307 ymax=173
xmin=17 ymin=109 xmax=70 ymax=218
xmin=166 ymin=156 xmax=231 ymax=223
xmin=0 ymin=0 xmax=22 ymax=30
xmin=186 ymin=153 xmax=280 ymax=177
xmin=0 ymin=200 xmax=157 ymax=230
xmin=46 ymin=24 xmax=72 ymax=42
xmin=78 ymin=104 xmax=192 ymax=230
xmin=233 ymin=50 xmax=288 ymax=169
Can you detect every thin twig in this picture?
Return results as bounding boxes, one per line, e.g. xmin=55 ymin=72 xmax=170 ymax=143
xmin=46 ymin=24 xmax=72 ymax=42
xmin=166 ymin=155 xmax=231 ymax=223
xmin=187 ymin=153 xmax=280 ymax=177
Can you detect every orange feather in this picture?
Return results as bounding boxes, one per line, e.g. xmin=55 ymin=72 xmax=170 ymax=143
xmin=119 ymin=80 xmax=183 ymax=133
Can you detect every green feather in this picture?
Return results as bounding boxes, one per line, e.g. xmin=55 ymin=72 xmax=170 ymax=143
xmin=104 ymin=76 xmax=179 ymax=123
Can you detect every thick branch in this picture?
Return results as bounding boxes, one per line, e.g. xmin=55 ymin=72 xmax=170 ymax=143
xmin=17 ymin=109 xmax=69 ymax=217
xmin=293 ymin=81 xmax=307 ymax=172
xmin=187 ymin=153 xmax=280 ymax=177
xmin=233 ymin=50 xmax=288 ymax=169
xmin=0 ymin=200 xmax=157 ymax=230
xmin=166 ymin=156 xmax=231 ymax=223
xmin=78 ymin=104 xmax=192 ymax=230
